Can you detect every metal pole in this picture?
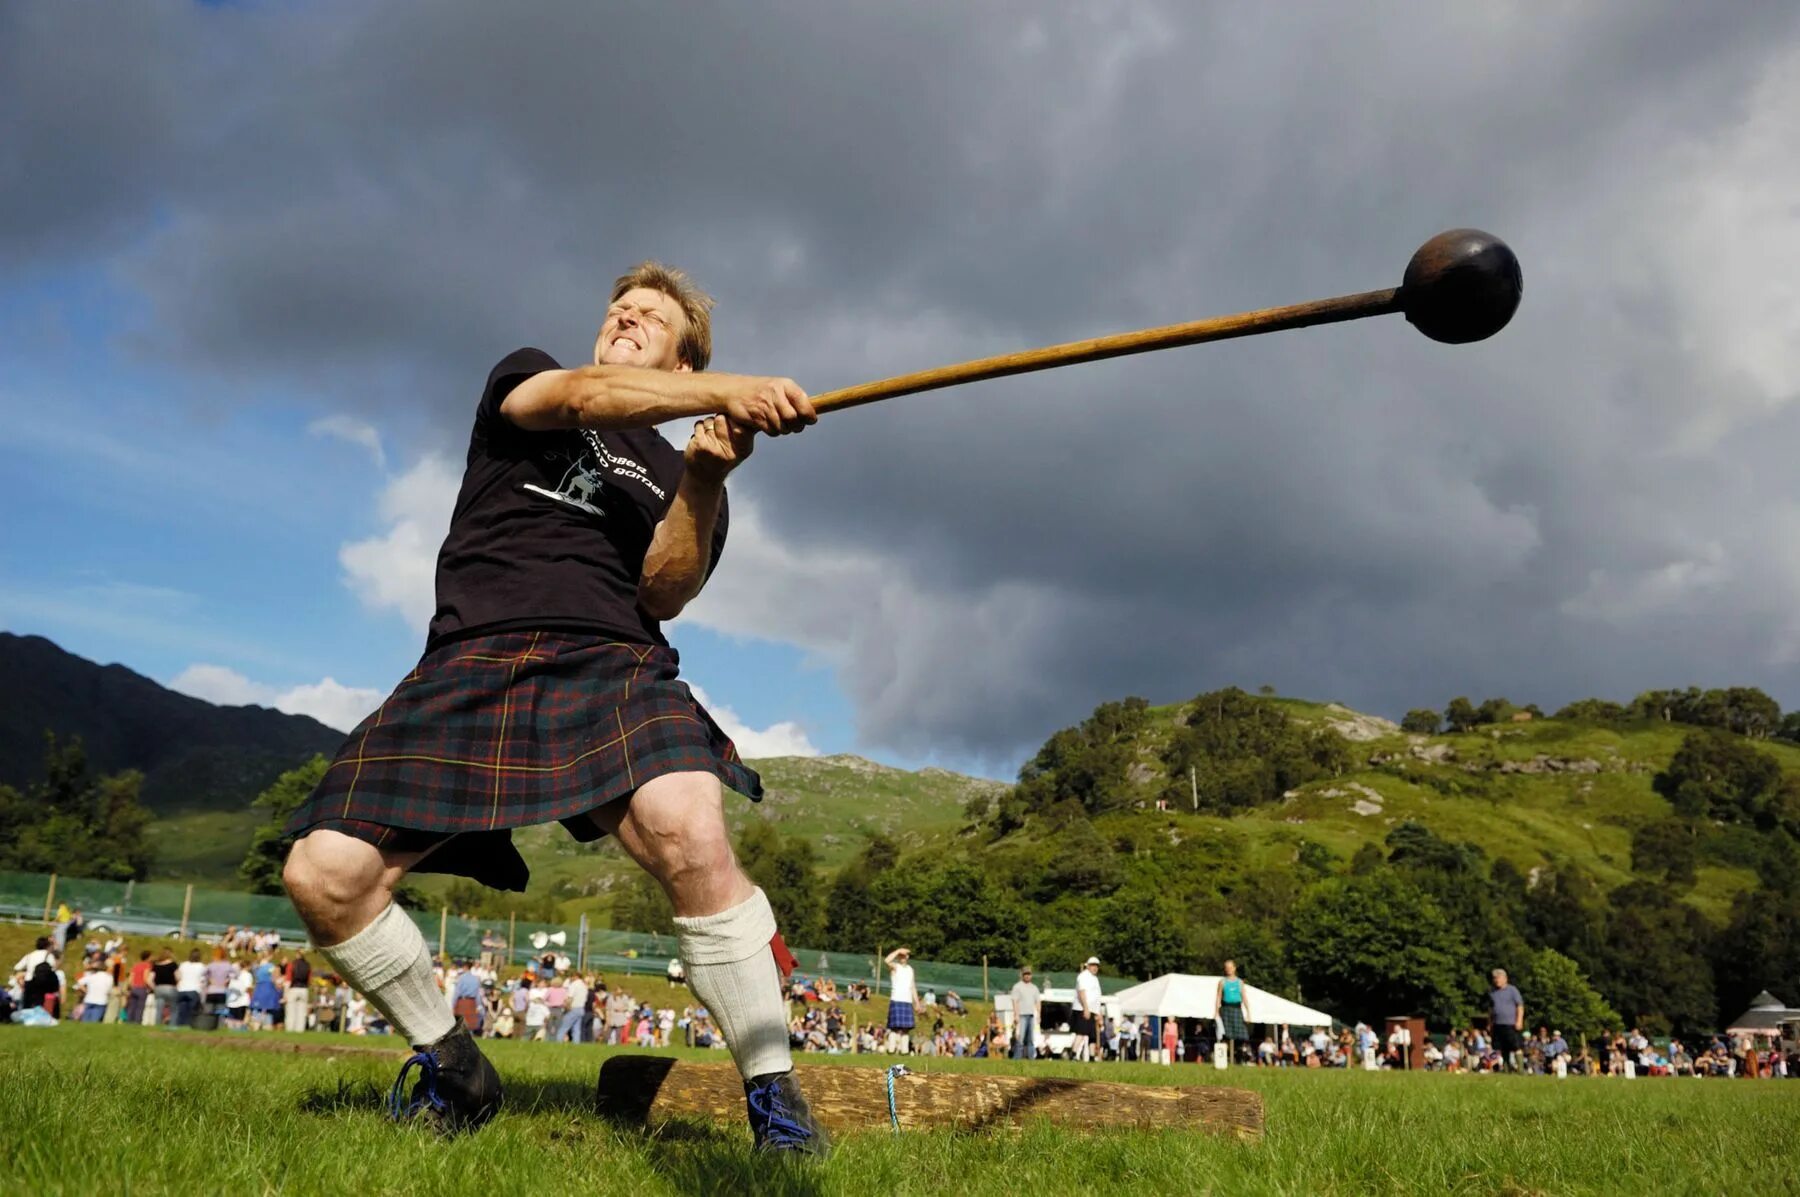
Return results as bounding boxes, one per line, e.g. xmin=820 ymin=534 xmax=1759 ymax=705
xmin=41 ymin=873 xmax=57 ymax=926
xmin=439 ymin=908 xmax=449 ymax=962
xmin=1191 ymin=766 xmax=1199 ymax=812
xmin=508 ymin=913 xmax=515 ymax=966
xmin=983 ymin=955 xmax=990 ymax=1004
xmin=179 ymin=884 xmax=193 ymax=939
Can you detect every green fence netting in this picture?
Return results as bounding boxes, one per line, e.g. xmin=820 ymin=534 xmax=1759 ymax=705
xmin=1 ymin=869 xmax=1133 ymax=998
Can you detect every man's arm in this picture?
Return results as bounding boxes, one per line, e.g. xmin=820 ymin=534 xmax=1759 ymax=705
xmin=637 ymin=417 xmax=745 ymax=621
xmin=501 ymin=365 xmax=814 ymax=437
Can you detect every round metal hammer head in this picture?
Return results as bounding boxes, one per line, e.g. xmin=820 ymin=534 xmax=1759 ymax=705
xmin=1400 ymin=229 xmax=1522 ymax=344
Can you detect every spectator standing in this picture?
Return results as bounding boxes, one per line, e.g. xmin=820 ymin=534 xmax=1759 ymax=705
xmin=249 ymin=953 xmax=281 ymax=1030
xmin=149 ymin=951 xmax=179 ymax=1026
xmin=1218 ymin=960 xmax=1250 ymax=1066
xmin=453 ymin=962 xmax=483 ymax=1033
xmin=175 ymin=949 xmax=207 ymax=1026
xmin=1488 ymin=968 xmax=1525 ymax=1072
xmin=606 ymin=988 xmax=633 ymax=1045
xmin=75 ymin=961 xmax=114 ymax=1022
xmin=1075 ymin=957 xmax=1104 ymax=1063
xmin=204 ymin=949 xmax=234 ymax=1017
xmin=525 ymin=987 xmax=550 ymax=1041
xmin=1008 ymin=968 xmax=1042 ymax=1060
xmin=1162 ymin=1016 xmax=1180 ymax=1065
xmin=226 ymin=960 xmax=253 ymax=1028
xmin=883 ymin=947 xmax=918 ymax=1052
xmin=125 ymin=950 xmax=153 ymax=1025
xmin=285 ymin=952 xmax=313 ymax=1032
xmin=558 ymin=973 xmax=588 ymax=1042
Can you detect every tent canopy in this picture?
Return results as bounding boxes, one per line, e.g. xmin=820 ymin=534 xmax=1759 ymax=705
xmin=1111 ymin=973 xmax=1335 ymax=1028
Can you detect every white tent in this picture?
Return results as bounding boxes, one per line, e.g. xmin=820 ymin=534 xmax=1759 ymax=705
xmin=1112 ymin=973 xmax=1335 ymax=1028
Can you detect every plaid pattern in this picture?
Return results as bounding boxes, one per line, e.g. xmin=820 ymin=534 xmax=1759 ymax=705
xmin=886 ymin=1000 xmax=916 ymax=1031
xmin=1219 ymin=1000 xmax=1249 ymax=1041
xmin=286 ymin=631 xmax=762 ymax=891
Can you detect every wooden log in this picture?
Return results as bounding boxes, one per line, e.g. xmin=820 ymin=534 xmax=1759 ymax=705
xmin=596 ymin=1057 xmax=1263 ymax=1140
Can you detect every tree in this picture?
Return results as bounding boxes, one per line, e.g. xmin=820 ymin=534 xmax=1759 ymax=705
xmin=1015 ymin=698 xmax=1151 ymax=817
xmin=823 ymin=835 xmax=899 ymax=952
xmin=864 ymin=862 xmax=1025 ymax=966
xmin=1523 ymin=864 xmax=1609 ymax=971
xmin=736 ymin=820 xmax=824 ymax=946
xmin=1475 ymin=697 xmax=1515 ymax=726
xmin=1283 ymin=872 xmax=1472 ymax=1026
xmin=1652 ymin=731 xmax=1781 ymax=824
xmin=1096 ymin=883 xmax=1189 ymax=980
xmin=0 ymin=733 xmax=156 ymax=881
xmin=1553 ymin=698 xmax=1627 ymax=723
xmin=1591 ymin=881 xmax=1717 ymax=1037
xmin=1710 ymin=869 xmax=1800 ymax=1029
xmin=240 ymin=756 xmax=329 ymax=894
xmin=1443 ymin=697 xmax=1478 ymax=733
xmin=1630 ymin=817 xmax=1698 ymax=889
xmin=1400 ymin=709 xmax=1441 ymax=735
xmin=1516 ymin=948 xmax=1620 ymax=1040
xmin=613 ymin=871 xmax=677 ymax=936
xmin=1161 ymin=688 xmax=1349 ymax=814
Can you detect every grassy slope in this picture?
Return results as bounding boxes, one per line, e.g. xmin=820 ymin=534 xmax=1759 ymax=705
xmin=5 ymin=1025 xmax=1796 ymax=1196
xmin=149 ymin=702 xmax=1771 ymax=930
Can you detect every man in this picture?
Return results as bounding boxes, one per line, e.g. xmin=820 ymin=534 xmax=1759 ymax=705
xmin=175 ymin=949 xmax=207 ymax=1027
xmin=75 ymin=960 xmax=114 ymax=1022
xmin=1008 ymin=967 xmax=1042 ymax=1060
xmin=1488 ymin=967 xmax=1525 ymax=1072
xmin=204 ymin=949 xmax=235 ymax=1018
xmin=453 ymin=961 xmax=484 ymax=1034
xmin=285 ymin=952 xmax=313 ymax=1033
xmin=557 ymin=972 xmax=587 ymax=1043
xmin=884 ymin=947 xmax=918 ymax=1052
xmin=1218 ymin=959 xmax=1249 ymax=1066
xmin=1075 ymin=956 xmax=1104 ymax=1063
xmin=279 ymin=263 xmax=823 ymax=1148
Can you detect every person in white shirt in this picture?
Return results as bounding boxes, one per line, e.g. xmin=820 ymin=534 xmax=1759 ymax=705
xmin=1075 ymin=957 xmax=1104 ymax=1062
xmin=227 ymin=965 xmax=254 ymax=1029
xmin=883 ymin=948 xmax=918 ymax=1053
xmin=560 ymin=974 xmax=589 ymax=1042
xmin=76 ymin=964 xmax=114 ymax=1022
xmin=525 ymin=991 xmax=550 ymax=1041
xmin=175 ymin=950 xmax=208 ymax=1027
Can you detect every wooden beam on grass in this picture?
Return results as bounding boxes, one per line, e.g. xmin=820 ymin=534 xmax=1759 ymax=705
xmin=596 ymin=1057 xmax=1263 ymax=1140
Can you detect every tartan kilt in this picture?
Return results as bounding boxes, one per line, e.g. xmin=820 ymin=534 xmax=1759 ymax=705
xmin=1220 ymin=1000 xmax=1249 ymax=1041
xmin=886 ymin=1000 xmax=916 ymax=1031
xmin=285 ymin=631 xmax=762 ymax=892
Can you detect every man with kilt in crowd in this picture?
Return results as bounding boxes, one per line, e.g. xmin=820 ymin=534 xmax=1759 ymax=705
xmin=281 ymin=263 xmax=829 ymax=1152
xmin=883 ymin=946 xmax=918 ymax=1051
xmin=1219 ymin=959 xmax=1250 ymax=1064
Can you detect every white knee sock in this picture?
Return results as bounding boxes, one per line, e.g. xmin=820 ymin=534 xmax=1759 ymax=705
xmin=318 ymin=903 xmax=455 ymax=1048
xmin=674 ymin=888 xmax=792 ymax=1082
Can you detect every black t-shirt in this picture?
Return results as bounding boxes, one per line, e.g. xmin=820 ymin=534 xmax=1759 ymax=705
xmin=426 ymin=348 xmax=727 ymax=650
xmin=290 ymin=957 xmax=311 ymax=987
xmin=151 ymin=960 xmax=178 ymax=986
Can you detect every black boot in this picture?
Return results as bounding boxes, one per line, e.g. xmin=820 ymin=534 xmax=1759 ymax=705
xmin=388 ymin=1022 xmax=503 ymax=1135
xmin=744 ymin=1071 xmax=831 ymax=1156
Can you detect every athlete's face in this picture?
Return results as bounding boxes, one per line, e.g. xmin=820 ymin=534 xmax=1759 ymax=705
xmin=594 ymin=287 xmax=691 ymax=372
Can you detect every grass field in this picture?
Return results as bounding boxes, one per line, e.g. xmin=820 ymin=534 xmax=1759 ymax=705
xmin=3 ymin=1024 xmax=1794 ymax=1196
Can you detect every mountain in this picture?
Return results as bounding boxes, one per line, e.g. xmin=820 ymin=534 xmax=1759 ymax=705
xmin=0 ymin=633 xmax=346 ymax=815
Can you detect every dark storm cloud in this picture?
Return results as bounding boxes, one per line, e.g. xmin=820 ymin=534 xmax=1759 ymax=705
xmin=7 ymin=1 xmax=1800 ymax=765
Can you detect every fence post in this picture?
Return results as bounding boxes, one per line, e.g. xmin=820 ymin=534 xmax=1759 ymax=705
xmin=42 ymin=873 xmax=57 ymax=926
xmin=875 ymin=944 xmax=882 ymax=996
xmin=439 ymin=907 xmax=449 ymax=962
xmin=507 ymin=913 xmax=515 ymax=966
xmin=179 ymin=884 xmax=193 ymax=939
xmin=983 ymin=955 xmax=989 ymax=1004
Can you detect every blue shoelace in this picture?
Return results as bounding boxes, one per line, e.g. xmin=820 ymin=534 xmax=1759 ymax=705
xmin=886 ymin=1064 xmax=909 ymax=1133
xmin=387 ymin=1049 xmax=447 ymax=1122
xmin=746 ymin=1079 xmax=814 ymax=1149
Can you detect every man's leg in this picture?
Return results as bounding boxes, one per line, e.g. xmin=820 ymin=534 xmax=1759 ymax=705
xmin=592 ymin=774 xmax=790 ymax=1082
xmin=593 ymin=773 xmax=825 ymax=1153
xmin=284 ymin=831 xmax=454 ymax=1049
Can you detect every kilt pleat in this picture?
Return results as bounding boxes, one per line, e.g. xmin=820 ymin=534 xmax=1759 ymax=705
xmin=887 ymin=1001 xmax=916 ymax=1031
xmin=1220 ymin=1000 xmax=1249 ymax=1041
xmin=285 ymin=631 xmax=762 ymax=891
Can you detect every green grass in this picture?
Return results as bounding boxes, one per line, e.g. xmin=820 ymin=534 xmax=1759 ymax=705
xmin=4 ymin=1025 xmax=1794 ymax=1195
xmin=144 ymin=807 xmax=262 ymax=884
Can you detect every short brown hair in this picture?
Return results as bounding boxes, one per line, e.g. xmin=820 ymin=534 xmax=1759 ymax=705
xmin=611 ymin=261 xmax=714 ymax=371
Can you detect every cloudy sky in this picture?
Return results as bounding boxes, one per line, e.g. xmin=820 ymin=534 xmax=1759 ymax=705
xmin=4 ymin=2 xmax=1798 ymax=776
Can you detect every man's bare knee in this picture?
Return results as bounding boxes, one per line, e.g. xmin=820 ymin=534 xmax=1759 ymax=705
xmin=617 ymin=773 xmax=750 ymax=914
xmin=283 ymin=830 xmax=397 ymax=944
